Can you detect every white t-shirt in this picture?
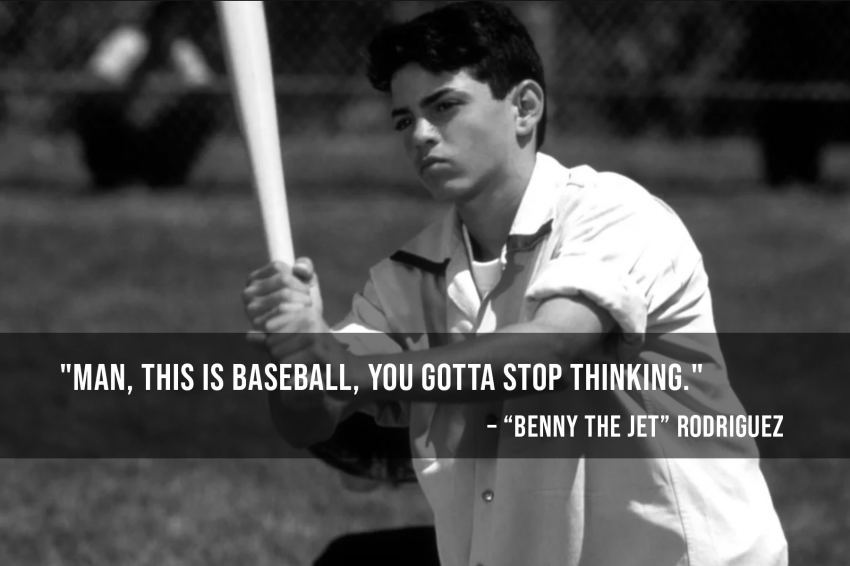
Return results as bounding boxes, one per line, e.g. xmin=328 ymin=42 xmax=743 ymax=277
xmin=462 ymin=224 xmax=502 ymax=299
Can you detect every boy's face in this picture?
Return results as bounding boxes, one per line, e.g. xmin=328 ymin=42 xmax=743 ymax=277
xmin=390 ymin=64 xmax=519 ymax=202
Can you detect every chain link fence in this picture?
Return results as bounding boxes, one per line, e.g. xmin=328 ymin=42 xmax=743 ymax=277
xmin=1 ymin=1 xmax=849 ymax=188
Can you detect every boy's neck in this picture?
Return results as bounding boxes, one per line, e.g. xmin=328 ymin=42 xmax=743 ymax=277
xmin=458 ymin=152 xmax=537 ymax=262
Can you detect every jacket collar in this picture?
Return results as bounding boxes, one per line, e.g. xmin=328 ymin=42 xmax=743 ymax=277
xmin=392 ymin=153 xmax=565 ymax=272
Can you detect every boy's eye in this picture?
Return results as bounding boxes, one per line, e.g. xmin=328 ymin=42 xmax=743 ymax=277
xmin=393 ymin=118 xmax=411 ymax=131
xmin=435 ymin=101 xmax=457 ymax=112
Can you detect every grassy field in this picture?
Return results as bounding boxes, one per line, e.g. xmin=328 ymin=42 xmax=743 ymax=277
xmin=1 ymin=132 xmax=849 ymax=564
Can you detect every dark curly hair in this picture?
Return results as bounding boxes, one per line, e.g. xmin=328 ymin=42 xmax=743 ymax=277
xmin=365 ymin=1 xmax=547 ymax=149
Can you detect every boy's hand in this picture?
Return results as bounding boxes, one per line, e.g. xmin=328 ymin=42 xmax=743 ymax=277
xmin=242 ymin=257 xmax=369 ymax=402
xmin=242 ymin=258 xmax=323 ymax=332
xmin=242 ymin=258 xmax=357 ymax=446
xmin=263 ymin=305 xmax=340 ymax=363
xmin=263 ymin=307 xmax=369 ymax=402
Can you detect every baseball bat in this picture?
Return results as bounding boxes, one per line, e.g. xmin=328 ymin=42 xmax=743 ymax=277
xmin=216 ymin=1 xmax=294 ymax=265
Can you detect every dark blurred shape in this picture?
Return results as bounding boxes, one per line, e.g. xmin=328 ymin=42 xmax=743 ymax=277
xmin=69 ymin=1 xmax=219 ymax=191
xmin=3 ymin=2 xmax=850 ymax=189
xmin=308 ymin=411 xmax=416 ymax=484
xmin=745 ymin=2 xmax=850 ymax=189
xmin=314 ymin=527 xmax=439 ymax=566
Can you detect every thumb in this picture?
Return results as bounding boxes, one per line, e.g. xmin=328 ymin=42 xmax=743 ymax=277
xmin=293 ymin=257 xmax=324 ymax=316
xmin=292 ymin=257 xmax=316 ymax=284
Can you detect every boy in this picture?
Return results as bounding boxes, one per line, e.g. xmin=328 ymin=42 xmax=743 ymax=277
xmin=243 ymin=3 xmax=787 ymax=565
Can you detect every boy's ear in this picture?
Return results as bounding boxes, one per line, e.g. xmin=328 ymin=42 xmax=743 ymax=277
xmin=513 ymin=80 xmax=545 ymax=140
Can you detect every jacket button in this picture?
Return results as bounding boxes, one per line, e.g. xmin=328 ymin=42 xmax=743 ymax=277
xmin=482 ymin=489 xmax=494 ymax=502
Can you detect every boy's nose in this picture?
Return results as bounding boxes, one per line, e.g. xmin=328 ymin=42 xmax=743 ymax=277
xmin=412 ymin=118 xmax=439 ymax=149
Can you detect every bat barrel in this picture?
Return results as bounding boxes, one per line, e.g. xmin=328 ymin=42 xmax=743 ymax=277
xmin=216 ymin=1 xmax=294 ymax=265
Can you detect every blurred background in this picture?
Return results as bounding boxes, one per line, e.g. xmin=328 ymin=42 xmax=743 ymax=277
xmin=2 ymin=0 xmax=850 ymax=191
xmin=0 ymin=1 xmax=848 ymax=565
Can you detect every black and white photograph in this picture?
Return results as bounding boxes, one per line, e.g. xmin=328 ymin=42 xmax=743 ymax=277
xmin=1 ymin=2 xmax=848 ymax=565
